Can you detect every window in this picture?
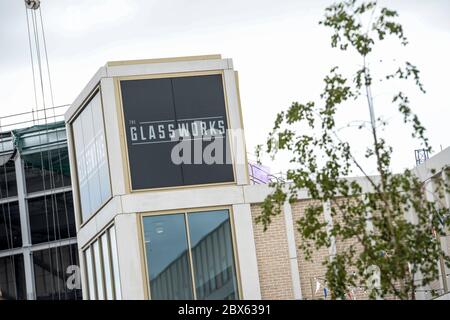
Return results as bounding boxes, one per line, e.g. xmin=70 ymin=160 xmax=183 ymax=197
xmin=33 ymin=244 xmax=82 ymax=300
xmin=0 ymin=157 xmax=18 ymax=199
xmin=92 ymin=240 xmax=104 ymax=300
xmin=28 ymin=192 xmax=76 ymax=245
xmin=143 ymin=214 xmax=193 ymax=300
xmin=84 ymin=247 xmax=96 ymax=299
xmin=101 ymin=232 xmax=113 ymax=299
xmin=142 ymin=209 xmax=239 ymax=300
xmin=108 ymin=225 xmax=121 ymax=299
xmin=0 ymin=201 xmax=22 ymax=251
xmin=120 ymin=74 xmax=234 ymax=191
xmin=188 ymin=210 xmax=238 ymax=300
xmin=72 ymin=91 xmax=111 ymax=223
xmin=23 ymin=147 xmax=71 ymax=194
xmin=0 ymin=254 xmax=26 ymax=300
xmin=83 ymin=225 xmax=121 ymax=300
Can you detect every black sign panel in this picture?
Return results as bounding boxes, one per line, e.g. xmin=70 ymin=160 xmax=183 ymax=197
xmin=120 ymin=74 xmax=234 ymax=190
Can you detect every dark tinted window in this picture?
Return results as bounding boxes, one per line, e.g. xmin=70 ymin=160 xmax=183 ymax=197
xmin=172 ymin=75 xmax=234 ymax=186
xmin=0 ymin=254 xmax=26 ymax=300
xmin=23 ymin=147 xmax=71 ymax=194
xmin=120 ymin=74 xmax=234 ymax=190
xmin=33 ymin=244 xmax=82 ymax=300
xmin=0 ymin=201 xmax=22 ymax=251
xmin=0 ymin=158 xmax=18 ymax=199
xmin=28 ymin=192 xmax=75 ymax=245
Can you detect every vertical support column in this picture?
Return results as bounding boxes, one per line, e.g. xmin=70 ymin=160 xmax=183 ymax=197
xmin=66 ymin=125 xmax=88 ymax=299
xmin=442 ymin=169 xmax=450 ymax=290
xmin=231 ymin=203 xmax=261 ymax=299
xmin=223 ymin=70 xmax=249 ymax=186
xmin=283 ymin=201 xmax=303 ymax=299
xmin=423 ymin=178 xmax=448 ymax=298
xmin=322 ymin=200 xmax=336 ymax=260
xmin=100 ymin=77 xmax=127 ymax=196
xmin=430 ymin=176 xmax=450 ymax=295
xmin=14 ymin=153 xmax=35 ymax=300
xmin=114 ymin=213 xmax=146 ymax=299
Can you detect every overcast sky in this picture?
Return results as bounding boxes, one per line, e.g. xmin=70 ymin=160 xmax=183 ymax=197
xmin=0 ymin=0 xmax=449 ymax=175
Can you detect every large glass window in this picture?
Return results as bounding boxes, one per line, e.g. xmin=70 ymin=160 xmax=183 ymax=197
xmin=23 ymin=147 xmax=71 ymax=194
xmin=84 ymin=247 xmax=96 ymax=299
xmin=143 ymin=214 xmax=193 ymax=300
xmin=101 ymin=232 xmax=113 ymax=299
xmin=142 ymin=209 xmax=239 ymax=300
xmin=0 ymin=157 xmax=18 ymax=199
xmin=28 ymin=192 xmax=76 ymax=245
xmin=72 ymin=91 xmax=111 ymax=223
xmin=92 ymin=240 xmax=105 ymax=300
xmin=83 ymin=225 xmax=121 ymax=300
xmin=32 ymin=244 xmax=82 ymax=300
xmin=109 ymin=225 xmax=121 ymax=299
xmin=0 ymin=201 xmax=22 ymax=251
xmin=0 ymin=254 xmax=26 ymax=300
xmin=188 ymin=210 xmax=238 ymax=300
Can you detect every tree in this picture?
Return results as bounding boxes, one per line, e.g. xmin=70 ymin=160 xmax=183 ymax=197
xmin=256 ymin=0 xmax=450 ymax=300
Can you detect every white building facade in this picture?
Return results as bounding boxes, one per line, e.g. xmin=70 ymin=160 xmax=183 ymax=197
xmin=65 ymin=55 xmax=450 ymax=301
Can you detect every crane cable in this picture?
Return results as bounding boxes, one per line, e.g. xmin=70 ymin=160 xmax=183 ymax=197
xmin=25 ymin=1 xmax=54 ymax=299
xmin=37 ymin=6 xmax=76 ymax=298
xmin=24 ymin=0 xmax=74 ymax=299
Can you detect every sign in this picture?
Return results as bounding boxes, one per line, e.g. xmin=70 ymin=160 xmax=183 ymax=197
xmin=120 ymin=74 xmax=234 ymax=190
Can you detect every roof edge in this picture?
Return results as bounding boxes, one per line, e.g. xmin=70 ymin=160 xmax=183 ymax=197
xmin=106 ymin=54 xmax=222 ymax=67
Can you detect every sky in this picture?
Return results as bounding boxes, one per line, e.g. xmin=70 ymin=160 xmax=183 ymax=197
xmin=0 ymin=0 xmax=449 ymax=176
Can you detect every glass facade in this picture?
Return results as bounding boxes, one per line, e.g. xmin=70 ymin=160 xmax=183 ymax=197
xmin=188 ymin=210 xmax=238 ymax=300
xmin=23 ymin=147 xmax=71 ymax=193
xmin=83 ymin=225 xmax=121 ymax=300
xmin=143 ymin=209 xmax=239 ymax=300
xmin=144 ymin=214 xmax=193 ymax=300
xmin=0 ymin=201 xmax=22 ymax=251
xmin=100 ymin=232 xmax=113 ymax=299
xmin=0 ymin=254 xmax=26 ymax=300
xmin=0 ymin=158 xmax=18 ymax=199
xmin=28 ymin=192 xmax=76 ymax=245
xmin=33 ymin=244 xmax=82 ymax=300
xmin=108 ymin=226 xmax=121 ymax=299
xmin=72 ymin=91 xmax=111 ymax=223
xmin=84 ymin=247 xmax=96 ymax=299
xmin=0 ymin=122 xmax=81 ymax=300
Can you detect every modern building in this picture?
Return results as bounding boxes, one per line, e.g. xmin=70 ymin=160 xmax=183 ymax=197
xmin=0 ymin=111 xmax=81 ymax=300
xmin=0 ymin=55 xmax=448 ymax=300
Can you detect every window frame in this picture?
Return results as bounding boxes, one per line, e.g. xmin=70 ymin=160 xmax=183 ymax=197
xmin=81 ymin=223 xmax=121 ymax=300
xmin=115 ymin=71 xmax=238 ymax=194
xmin=26 ymin=191 xmax=75 ymax=245
xmin=139 ymin=206 xmax=242 ymax=300
xmin=68 ymin=86 xmax=113 ymax=226
xmin=21 ymin=145 xmax=72 ymax=194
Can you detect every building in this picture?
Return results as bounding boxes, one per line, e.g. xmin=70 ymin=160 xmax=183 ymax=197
xmin=0 ymin=110 xmax=81 ymax=300
xmin=0 ymin=55 xmax=448 ymax=300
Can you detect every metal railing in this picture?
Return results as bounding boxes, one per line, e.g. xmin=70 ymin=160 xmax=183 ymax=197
xmin=0 ymin=104 xmax=69 ymax=132
xmin=248 ymin=161 xmax=285 ymax=185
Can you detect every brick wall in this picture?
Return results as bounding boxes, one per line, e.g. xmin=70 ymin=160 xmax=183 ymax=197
xmin=249 ymin=198 xmax=429 ymax=300
xmin=250 ymin=204 xmax=294 ymax=299
xmin=291 ymin=199 xmax=331 ymax=299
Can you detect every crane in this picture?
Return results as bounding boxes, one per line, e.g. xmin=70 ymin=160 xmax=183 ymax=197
xmin=24 ymin=0 xmax=40 ymax=10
